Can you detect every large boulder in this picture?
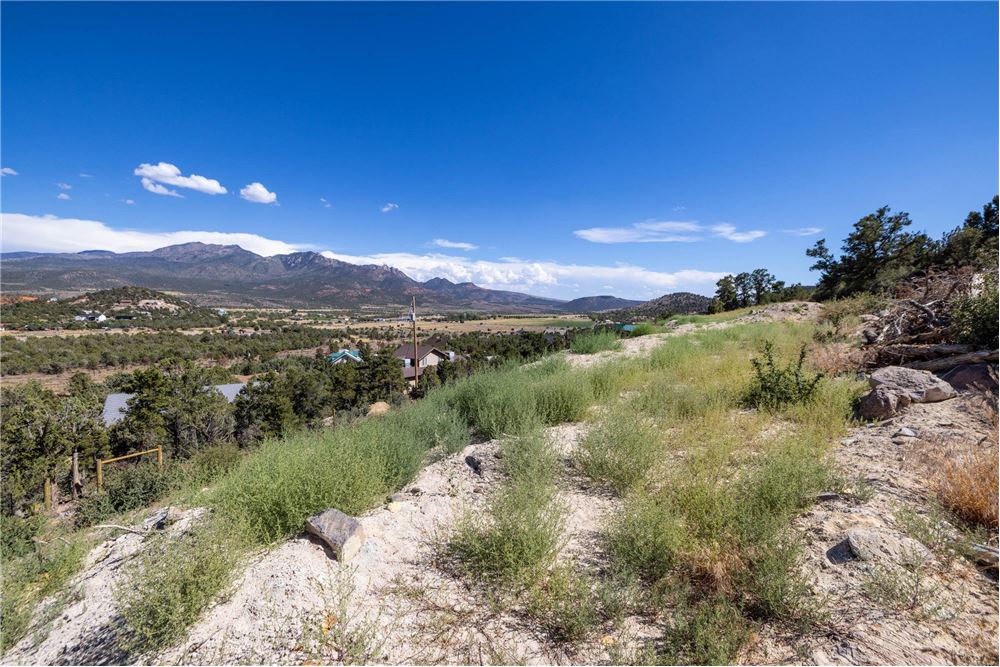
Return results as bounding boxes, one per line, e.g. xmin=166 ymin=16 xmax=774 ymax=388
xmin=306 ymin=508 xmax=366 ymax=562
xmin=940 ymin=363 xmax=999 ymax=394
xmin=868 ymin=366 xmax=958 ymax=404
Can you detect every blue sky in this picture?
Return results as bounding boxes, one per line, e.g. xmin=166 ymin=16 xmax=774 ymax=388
xmin=2 ymin=1 xmax=997 ymax=300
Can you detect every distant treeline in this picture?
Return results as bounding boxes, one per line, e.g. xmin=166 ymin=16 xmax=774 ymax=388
xmin=0 ymin=327 xmax=331 ymax=376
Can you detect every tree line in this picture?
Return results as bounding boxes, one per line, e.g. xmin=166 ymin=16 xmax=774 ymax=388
xmin=709 ymin=195 xmax=998 ymax=311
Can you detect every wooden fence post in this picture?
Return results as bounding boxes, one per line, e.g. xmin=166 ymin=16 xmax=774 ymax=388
xmin=97 ymin=461 xmax=104 ymax=490
xmin=43 ymin=478 xmax=53 ymax=512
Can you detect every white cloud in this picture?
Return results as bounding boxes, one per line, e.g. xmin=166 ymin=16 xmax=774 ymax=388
xmin=79 ymin=173 xmax=93 ymax=178
xmin=432 ymin=238 xmax=478 ymax=251
xmin=1 ymin=167 xmax=18 ymax=176
xmin=710 ymin=223 xmax=766 ymax=243
xmin=320 ymin=197 xmax=331 ymax=208
xmin=141 ymin=177 xmax=182 ymax=197
xmin=380 ymin=202 xmax=399 ymax=213
xmin=56 ymin=193 xmax=71 ymax=200
xmin=1 ymin=213 xmax=308 ymax=256
xmin=574 ymin=220 xmax=703 ymax=244
xmin=133 ymin=162 xmax=227 ymax=196
xmin=576 ymin=219 xmax=766 ymax=244
xmin=240 ymin=182 xmax=278 ymax=204
xmin=782 ymin=227 xmax=823 ymax=237
xmin=57 ymin=182 xmax=72 ymax=190
xmin=124 ymin=199 xmax=135 ymax=205
xmin=321 ymin=249 xmax=726 ymax=296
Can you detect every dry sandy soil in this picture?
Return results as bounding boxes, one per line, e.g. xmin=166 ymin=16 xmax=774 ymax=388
xmin=4 ymin=302 xmax=996 ymax=665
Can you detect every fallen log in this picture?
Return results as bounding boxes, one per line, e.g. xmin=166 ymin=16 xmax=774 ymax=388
xmin=904 ymin=349 xmax=999 ymax=372
xmin=879 ymin=343 xmax=974 ymax=361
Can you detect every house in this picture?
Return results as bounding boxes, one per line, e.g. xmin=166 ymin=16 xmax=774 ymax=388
xmin=327 ymin=349 xmax=362 ymax=364
xmin=101 ymin=383 xmax=247 ymax=426
xmin=392 ymin=342 xmax=456 ymax=382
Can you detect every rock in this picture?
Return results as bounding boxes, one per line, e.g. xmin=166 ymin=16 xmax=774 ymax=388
xmin=816 ymin=491 xmax=841 ymax=502
xmin=893 ymin=427 xmax=917 ymax=438
xmin=846 ymin=528 xmax=931 ymax=566
xmin=869 ymin=366 xmax=957 ymax=404
xmin=387 ymin=502 xmax=403 ymax=513
xmin=940 ymin=363 xmax=999 ymax=394
xmin=143 ymin=507 xmax=171 ymax=531
xmin=408 ymin=487 xmax=422 ymax=496
xmin=862 ymin=328 xmax=879 ymax=344
xmin=464 ymin=455 xmax=483 ymax=476
xmin=859 ymin=387 xmax=900 ymax=420
xmin=305 ymin=509 xmax=365 ymax=562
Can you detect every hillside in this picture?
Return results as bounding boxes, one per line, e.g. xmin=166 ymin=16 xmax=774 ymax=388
xmin=559 ymin=295 xmax=643 ymax=313
xmin=0 ymin=287 xmax=224 ymax=329
xmin=3 ymin=304 xmax=995 ymax=665
xmin=605 ymin=291 xmax=712 ymax=321
xmin=1 ymin=244 xmax=578 ymax=312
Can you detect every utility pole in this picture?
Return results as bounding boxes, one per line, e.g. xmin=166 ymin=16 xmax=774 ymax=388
xmin=411 ymin=296 xmax=420 ymax=387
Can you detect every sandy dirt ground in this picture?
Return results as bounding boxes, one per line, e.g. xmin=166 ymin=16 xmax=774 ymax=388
xmin=5 ymin=302 xmax=995 ymax=666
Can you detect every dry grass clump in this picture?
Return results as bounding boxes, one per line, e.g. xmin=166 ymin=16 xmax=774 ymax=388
xmin=807 ymin=342 xmax=864 ymax=375
xmin=937 ymin=444 xmax=998 ymax=529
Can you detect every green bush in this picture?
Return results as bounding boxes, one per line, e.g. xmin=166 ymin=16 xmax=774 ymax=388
xmin=576 ymin=405 xmax=661 ymax=494
xmin=532 ymin=372 xmax=592 ymax=425
xmin=630 ymin=322 xmax=656 ymax=337
xmin=449 ymin=371 xmax=539 ymax=439
xmin=1 ymin=533 xmax=90 ymax=652
xmin=449 ymin=432 xmax=564 ymax=587
xmin=0 ymin=514 xmax=45 ymax=561
xmin=526 ymin=565 xmax=599 ymax=642
xmin=188 ymin=444 xmax=244 ymax=486
xmin=75 ymin=461 xmax=181 ymax=528
xmin=570 ymin=330 xmax=622 ymax=354
xmin=951 ymin=273 xmax=999 ymax=349
xmin=743 ymin=342 xmax=822 ymax=411
xmin=117 ymin=521 xmax=240 ymax=654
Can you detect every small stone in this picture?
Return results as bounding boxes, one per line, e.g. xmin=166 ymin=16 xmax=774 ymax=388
xmin=816 ymin=491 xmax=841 ymax=502
xmin=408 ymin=487 xmax=422 ymax=496
xmin=893 ymin=427 xmax=917 ymax=438
xmin=387 ymin=502 xmax=403 ymax=513
xmin=305 ymin=509 xmax=366 ymax=562
xmin=464 ymin=455 xmax=483 ymax=476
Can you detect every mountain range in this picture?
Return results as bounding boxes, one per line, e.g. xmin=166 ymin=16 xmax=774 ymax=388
xmin=1 ymin=243 xmax=651 ymax=313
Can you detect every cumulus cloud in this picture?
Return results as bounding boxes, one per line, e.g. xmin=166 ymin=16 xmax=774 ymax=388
xmin=56 ymin=193 xmax=71 ymax=200
xmin=710 ymin=223 xmax=766 ymax=243
xmin=380 ymin=202 xmax=399 ymax=213
xmin=576 ymin=219 xmax=766 ymax=244
xmin=239 ymin=182 xmax=278 ymax=204
xmin=133 ymin=162 xmax=227 ymax=196
xmin=57 ymin=182 xmax=72 ymax=190
xmin=1 ymin=167 xmax=18 ymax=176
xmin=1 ymin=213 xmax=308 ymax=256
xmin=321 ymin=249 xmax=726 ymax=296
xmin=783 ymin=227 xmax=823 ymax=237
xmin=432 ymin=238 xmax=478 ymax=250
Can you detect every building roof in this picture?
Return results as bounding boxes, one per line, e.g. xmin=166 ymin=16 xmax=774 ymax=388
xmin=327 ymin=349 xmax=362 ymax=363
xmin=391 ymin=343 xmax=449 ymax=360
xmin=101 ymin=383 xmax=247 ymax=426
